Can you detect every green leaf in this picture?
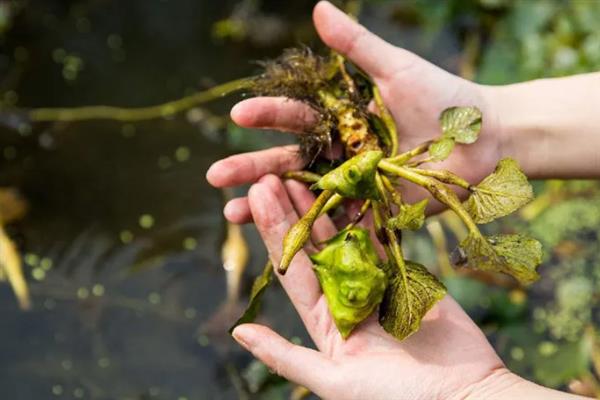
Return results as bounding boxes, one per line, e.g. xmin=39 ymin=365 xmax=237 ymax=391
xmin=313 ymin=150 xmax=383 ymax=199
xmin=310 ymin=228 xmax=388 ymax=339
xmin=428 ymin=137 xmax=455 ymax=162
xmin=465 ymin=158 xmax=533 ymax=223
xmin=439 ymin=106 xmax=482 ymax=144
xmin=379 ymin=261 xmax=446 ymax=340
xmin=453 ymin=233 xmax=543 ymax=285
xmin=387 ymin=199 xmax=429 ymax=231
xmin=229 ymin=261 xmax=274 ymax=333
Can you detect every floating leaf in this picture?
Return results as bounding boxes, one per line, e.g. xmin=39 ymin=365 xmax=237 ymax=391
xmin=465 ymin=158 xmax=533 ymax=223
xmin=439 ymin=106 xmax=482 ymax=144
xmin=428 ymin=137 xmax=455 ymax=162
xmin=387 ymin=199 xmax=429 ymax=231
xmin=379 ymin=261 xmax=446 ymax=340
xmin=230 ymin=261 xmax=274 ymax=333
xmin=453 ymin=233 xmax=542 ymax=285
xmin=313 ymin=151 xmax=383 ymax=199
xmin=310 ymin=228 xmax=387 ymax=339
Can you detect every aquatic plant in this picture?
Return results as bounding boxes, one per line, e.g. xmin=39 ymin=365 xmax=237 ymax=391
xmin=231 ymin=47 xmax=542 ymax=340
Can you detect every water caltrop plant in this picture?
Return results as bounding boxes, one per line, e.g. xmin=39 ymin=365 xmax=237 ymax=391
xmin=232 ymin=48 xmax=543 ymax=341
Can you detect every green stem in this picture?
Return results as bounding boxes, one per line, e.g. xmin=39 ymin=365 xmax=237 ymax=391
xmin=410 ymin=168 xmax=472 ymax=190
xmin=319 ymin=193 xmax=344 ymax=216
xmin=345 ymin=200 xmax=371 ymax=230
xmin=336 ymin=54 xmax=357 ymax=96
xmin=373 ymin=201 xmax=407 ymax=279
xmin=279 ymin=189 xmax=334 ymax=274
xmin=372 ymin=85 xmax=398 ymax=157
xmin=282 ymin=170 xmax=322 ymax=184
xmin=375 ymin=172 xmax=390 ymax=209
xmin=386 ymin=140 xmax=433 ymax=165
xmin=381 ymin=174 xmax=402 ymax=207
xmin=28 ymin=77 xmax=253 ymax=122
xmin=378 ymin=160 xmax=481 ymax=235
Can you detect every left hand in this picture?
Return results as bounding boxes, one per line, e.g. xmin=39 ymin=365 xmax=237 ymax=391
xmin=231 ymin=174 xmax=507 ymax=400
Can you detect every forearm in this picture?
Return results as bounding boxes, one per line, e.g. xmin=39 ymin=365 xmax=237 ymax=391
xmin=486 ymin=72 xmax=600 ymax=179
xmin=461 ymin=368 xmax=589 ymax=400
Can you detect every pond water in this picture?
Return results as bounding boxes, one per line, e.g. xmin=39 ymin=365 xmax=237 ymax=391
xmin=0 ymin=1 xmax=475 ymax=399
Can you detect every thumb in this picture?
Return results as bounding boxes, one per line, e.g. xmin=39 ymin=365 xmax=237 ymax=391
xmin=232 ymin=324 xmax=337 ymax=395
xmin=313 ymin=1 xmax=418 ymax=79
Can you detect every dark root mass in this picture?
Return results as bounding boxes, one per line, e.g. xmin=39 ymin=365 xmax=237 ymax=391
xmin=299 ymin=110 xmax=335 ymax=165
xmin=252 ymin=47 xmax=332 ymax=107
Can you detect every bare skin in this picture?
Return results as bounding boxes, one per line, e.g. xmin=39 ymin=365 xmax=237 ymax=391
xmin=207 ymin=1 xmax=597 ymax=399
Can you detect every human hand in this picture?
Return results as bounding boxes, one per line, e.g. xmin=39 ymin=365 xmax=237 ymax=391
xmin=206 ymin=1 xmax=505 ymax=224
xmin=231 ymin=174 xmax=509 ymax=400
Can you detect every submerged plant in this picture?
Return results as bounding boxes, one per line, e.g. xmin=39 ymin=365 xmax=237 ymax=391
xmin=233 ymin=47 xmax=543 ymax=341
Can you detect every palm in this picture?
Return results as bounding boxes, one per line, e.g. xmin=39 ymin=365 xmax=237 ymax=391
xmin=373 ymin=59 xmax=502 ymax=187
xmin=231 ymin=172 xmax=502 ymax=400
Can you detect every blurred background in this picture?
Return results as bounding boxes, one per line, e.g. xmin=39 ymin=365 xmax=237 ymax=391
xmin=0 ymin=0 xmax=598 ymax=399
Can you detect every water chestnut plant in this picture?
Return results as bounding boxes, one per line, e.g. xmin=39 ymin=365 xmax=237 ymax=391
xmin=233 ymin=47 xmax=543 ymax=341
xmin=5 ymin=43 xmax=543 ymax=341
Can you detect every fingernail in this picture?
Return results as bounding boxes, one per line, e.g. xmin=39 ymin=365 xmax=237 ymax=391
xmin=232 ymin=325 xmax=255 ymax=350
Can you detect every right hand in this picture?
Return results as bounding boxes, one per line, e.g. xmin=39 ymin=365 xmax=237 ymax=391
xmin=206 ymin=1 xmax=505 ymax=224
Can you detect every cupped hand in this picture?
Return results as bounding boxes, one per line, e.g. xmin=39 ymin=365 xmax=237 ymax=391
xmin=206 ymin=0 xmax=505 ymax=224
xmin=232 ymin=174 xmax=508 ymax=400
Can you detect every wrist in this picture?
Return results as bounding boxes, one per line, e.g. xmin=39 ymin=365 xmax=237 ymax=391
xmin=450 ymin=367 xmax=523 ymax=400
xmin=481 ymin=73 xmax=600 ymax=179
xmin=481 ymin=80 xmax=566 ymax=179
xmin=454 ymin=366 xmax=589 ymax=400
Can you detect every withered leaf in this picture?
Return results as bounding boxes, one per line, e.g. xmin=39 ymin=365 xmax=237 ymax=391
xmin=454 ymin=233 xmax=542 ymax=285
xmin=387 ymin=199 xmax=429 ymax=231
xmin=313 ymin=150 xmax=383 ymax=199
xmin=429 ymin=137 xmax=455 ymax=162
xmin=465 ymin=158 xmax=533 ymax=223
xmin=379 ymin=261 xmax=446 ymax=341
xmin=230 ymin=261 xmax=274 ymax=333
xmin=311 ymin=228 xmax=387 ymax=339
xmin=439 ymin=106 xmax=482 ymax=144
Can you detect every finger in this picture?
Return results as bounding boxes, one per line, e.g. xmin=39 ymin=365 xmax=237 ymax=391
xmin=206 ymin=145 xmax=304 ymax=188
xmin=232 ymin=324 xmax=337 ymax=397
xmin=313 ymin=1 xmax=417 ymax=79
xmin=283 ymin=179 xmax=337 ymax=244
xmin=223 ymin=197 xmax=252 ymax=224
xmin=248 ymin=175 xmax=322 ymax=320
xmin=231 ymin=97 xmax=318 ymax=133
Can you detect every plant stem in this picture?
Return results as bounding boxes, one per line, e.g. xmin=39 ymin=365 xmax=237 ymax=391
xmin=373 ymin=85 xmax=398 ymax=157
xmin=386 ymin=140 xmax=433 ymax=165
xmin=335 ymin=54 xmax=357 ymax=96
xmin=381 ymin=174 xmax=402 ymax=206
xmin=279 ymin=189 xmax=334 ymax=274
xmin=373 ymin=201 xmax=407 ymax=279
xmin=411 ymin=168 xmax=472 ymax=190
xmin=346 ymin=200 xmax=371 ymax=230
xmin=375 ymin=172 xmax=390 ymax=209
xmin=319 ymin=193 xmax=344 ymax=216
xmin=282 ymin=170 xmax=322 ymax=184
xmin=28 ymin=77 xmax=253 ymax=122
xmin=378 ymin=160 xmax=481 ymax=235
